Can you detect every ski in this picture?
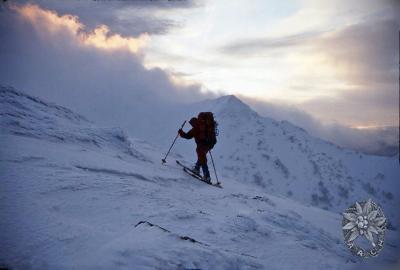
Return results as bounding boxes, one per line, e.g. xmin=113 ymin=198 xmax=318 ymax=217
xmin=176 ymin=160 xmax=222 ymax=188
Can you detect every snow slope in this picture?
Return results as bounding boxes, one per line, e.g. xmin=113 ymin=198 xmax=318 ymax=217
xmin=181 ymin=95 xmax=400 ymax=227
xmin=0 ymin=86 xmax=399 ymax=269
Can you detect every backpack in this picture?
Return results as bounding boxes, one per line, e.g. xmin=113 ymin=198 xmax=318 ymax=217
xmin=197 ymin=112 xmax=218 ymax=149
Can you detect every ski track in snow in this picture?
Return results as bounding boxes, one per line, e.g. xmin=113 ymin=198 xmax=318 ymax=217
xmin=1 ymin=86 xmax=399 ymax=270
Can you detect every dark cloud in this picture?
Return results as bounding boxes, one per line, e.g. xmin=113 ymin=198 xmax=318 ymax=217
xmin=0 ymin=5 xmax=213 ymax=139
xmin=16 ymin=0 xmax=201 ymax=36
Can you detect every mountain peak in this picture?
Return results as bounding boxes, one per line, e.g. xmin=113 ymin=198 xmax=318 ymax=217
xmin=216 ymin=94 xmax=243 ymax=105
xmin=212 ymin=94 xmax=258 ymax=119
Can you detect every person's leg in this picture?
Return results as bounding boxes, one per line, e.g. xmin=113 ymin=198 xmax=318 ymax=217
xmin=201 ymin=164 xmax=210 ymax=180
xmin=197 ymin=144 xmax=210 ymax=180
xmin=196 ymin=145 xmax=207 ymax=165
xmin=192 ymin=147 xmax=201 ymax=174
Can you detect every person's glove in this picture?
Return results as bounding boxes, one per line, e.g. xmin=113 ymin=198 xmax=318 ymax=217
xmin=178 ymin=129 xmax=184 ymax=136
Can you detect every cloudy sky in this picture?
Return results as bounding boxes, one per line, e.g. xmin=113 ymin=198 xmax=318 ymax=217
xmin=0 ymin=0 xmax=398 ymax=154
xmin=142 ymin=0 xmax=399 ymax=128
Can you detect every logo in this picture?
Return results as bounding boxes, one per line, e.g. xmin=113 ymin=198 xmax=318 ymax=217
xmin=342 ymin=199 xmax=387 ymax=257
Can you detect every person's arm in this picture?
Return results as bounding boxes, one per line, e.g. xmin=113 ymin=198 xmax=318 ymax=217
xmin=179 ymin=128 xmax=194 ymax=139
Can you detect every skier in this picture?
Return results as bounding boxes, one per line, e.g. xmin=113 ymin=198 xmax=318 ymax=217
xmin=178 ymin=112 xmax=217 ymax=183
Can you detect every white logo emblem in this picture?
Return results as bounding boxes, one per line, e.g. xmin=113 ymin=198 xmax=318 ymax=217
xmin=342 ymin=199 xmax=387 ymax=257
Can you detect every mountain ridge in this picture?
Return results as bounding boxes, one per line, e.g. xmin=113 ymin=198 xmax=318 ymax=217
xmin=187 ymin=92 xmax=400 ymax=226
xmin=1 ymin=85 xmax=399 ymax=269
xmin=2 ymin=85 xmax=398 ymax=225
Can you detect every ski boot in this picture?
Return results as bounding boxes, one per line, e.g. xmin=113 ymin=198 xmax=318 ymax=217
xmin=201 ymin=164 xmax=211 ymax=184
xmin=191 ymin=163 xmax=201 ymax=176
xmin=203 ymin=175 xmax=211 ymax=184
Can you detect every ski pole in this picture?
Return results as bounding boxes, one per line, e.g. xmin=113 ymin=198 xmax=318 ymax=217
xmin=209 ymin=150 xmax=220 ymax=184
xmin=162 ymin=120 xmax=186 ymax=164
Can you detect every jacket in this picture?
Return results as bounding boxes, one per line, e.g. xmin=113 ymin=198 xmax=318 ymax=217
xmin=179 ymin=117 xmax=202 ymax=144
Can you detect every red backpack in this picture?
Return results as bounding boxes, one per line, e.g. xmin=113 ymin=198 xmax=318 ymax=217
xmin=197 ymin=112 xmax=218 ymax=149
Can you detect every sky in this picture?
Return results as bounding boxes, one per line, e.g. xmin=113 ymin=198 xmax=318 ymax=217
xmin=0 ymin=0 xmax=398 ymax=155
xmin=142 ymin=0 xmax=400 ymax=127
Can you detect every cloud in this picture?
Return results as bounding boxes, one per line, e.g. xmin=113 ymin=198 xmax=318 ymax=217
xmin=316 ymin=18 xmax=399 ymax=87
xmin=0 ymin=1 xmax=398 ymax=156
xmin=25 ymin=0 xmax=201 ymax=36
xmin=299 ymin=87 xmax=398 ymax=127
xmin=219 ymin=31 xmax=323 ymax=55
xmin=220 ymin=12 xmax=399 ymax=127
xmin=12 ymin=3 xmax=149 ymax=54
xmin=0 ymin=3 xmax=213 ymax=141
xmin=200 ymin=4 xmax=400 ymax=157
xmin=298 ymin=17 xmax=399 ymax=127
xmin=242 ymin=96 xmax=399 ymax=156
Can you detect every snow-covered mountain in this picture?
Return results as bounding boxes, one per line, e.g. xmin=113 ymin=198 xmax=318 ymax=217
xmin=171 ymin=95 xmax=400 ymax=225
xmin=0 ymin=86 xmax=399 ymax=269
xmin=107 ymin=94 xmax=399 ymax=220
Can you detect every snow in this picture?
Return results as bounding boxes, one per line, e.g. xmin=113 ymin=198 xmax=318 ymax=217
xmin=0 ymin=86 xmax=399 ymax=269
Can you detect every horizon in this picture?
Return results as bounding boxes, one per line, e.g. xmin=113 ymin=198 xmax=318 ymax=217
xmin=2 ymin=82 xmax=398 ymax=157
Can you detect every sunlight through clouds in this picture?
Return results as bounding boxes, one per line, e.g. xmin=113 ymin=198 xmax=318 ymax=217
xmin=142 ymin=0 xmax=398 ymax=127
xmin=5 ymin=0 xmax=399 ymax=128
xmin=12 ymin=3 xmax=149 ymax=54
xmin=1 ymin=0 xmax=398 ymax=155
